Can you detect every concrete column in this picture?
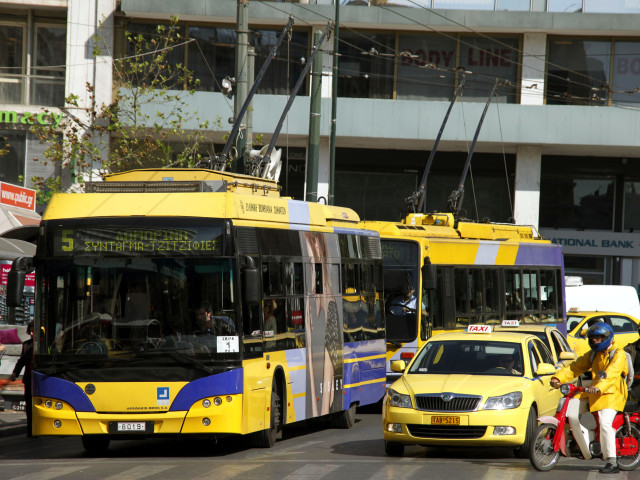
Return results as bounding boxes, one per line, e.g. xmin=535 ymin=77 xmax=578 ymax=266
xmin=514 ymin=145 xmax=542 ymax=228
xmin=66 ymin=0 xmax=115 ymax=180
xmin=520 ymin=33 xmax=546 ymax=106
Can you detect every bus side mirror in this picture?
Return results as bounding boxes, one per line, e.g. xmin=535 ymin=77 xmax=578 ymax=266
xmin=422 ymin=258 xmax=436 ymax=290
xmin=242 ymin=256 xmax=260 ymax=306
xmin=6 ymin=256 xmax=34 ymax=308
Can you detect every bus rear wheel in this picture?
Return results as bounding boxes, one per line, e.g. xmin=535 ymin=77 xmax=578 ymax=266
xmin=331 ymin=402 xmax=356 ymax=429
xmin=82 ymin=436 xmax=110 ymax=455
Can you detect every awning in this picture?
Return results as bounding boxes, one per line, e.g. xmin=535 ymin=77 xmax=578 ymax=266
xmin=0 ymin=237 xmax=36 ymax=260
xmin=0 ymin=204 xmax=40 ymax=235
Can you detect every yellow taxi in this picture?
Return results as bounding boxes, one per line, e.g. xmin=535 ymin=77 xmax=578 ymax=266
xmin=382 ymin=325 xmax=564 ymax=457
xmin=493 ymin=321 xmax=577 ymax=367
xmin=566 ymin=311 xmax=640 ymax=358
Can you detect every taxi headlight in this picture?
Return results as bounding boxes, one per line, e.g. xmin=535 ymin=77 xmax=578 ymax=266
xmin=387 ymin=388 xmax=412 ymax=408
xmin=484 ymin=391 xmax=522 ymax=410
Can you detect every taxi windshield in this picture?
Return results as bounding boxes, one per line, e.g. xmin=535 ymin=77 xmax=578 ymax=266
xmin=408 ymin=340 xmax=524 ymax=376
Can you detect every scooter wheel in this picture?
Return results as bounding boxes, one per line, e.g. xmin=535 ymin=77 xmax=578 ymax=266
xmin=530 ymin=423 xmax=560 ymax=471
xmin=617 ymin=422 xmax=640 ymax=471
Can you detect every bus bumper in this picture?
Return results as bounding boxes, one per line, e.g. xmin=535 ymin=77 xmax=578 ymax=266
xmin=32 ymin=394 xmax=245 ymax=436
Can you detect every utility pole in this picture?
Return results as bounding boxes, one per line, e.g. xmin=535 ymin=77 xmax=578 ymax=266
xmin=234 ymin=0 xmax=249 ymax=173
xmin=306 ymin=29 xmax=323 ymax=203
xmin=246 ymin=46 xmax=255 ymax=156
xmin=329 ymin=0 xmax=340 ymax=205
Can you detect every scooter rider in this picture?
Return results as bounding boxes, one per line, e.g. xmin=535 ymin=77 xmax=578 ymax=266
xmin=550 ymin=323 xmax=629 ymax=474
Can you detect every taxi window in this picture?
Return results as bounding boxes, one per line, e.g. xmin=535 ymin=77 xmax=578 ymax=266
xmin=608 ymin=316 xmax=636 ymax=333
xmin=551 ymin=330 xmax=570 ymax=356
xmin=409 ymin=340 xmax=523 ymax=376
xmin=567 ymin=315 xmax=585 ymax=332
xmin=532 ymin=338 xmax=554 ymax=365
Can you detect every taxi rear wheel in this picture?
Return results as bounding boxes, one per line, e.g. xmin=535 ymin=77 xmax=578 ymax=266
xmin=514 ymin=406 xmax=536 ymax=458
xmin=384 ymin=440 xmax=405 ymax=456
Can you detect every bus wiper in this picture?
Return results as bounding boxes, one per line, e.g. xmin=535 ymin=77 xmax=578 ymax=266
xmin=140 ymin=350 xmax=214 ymax=375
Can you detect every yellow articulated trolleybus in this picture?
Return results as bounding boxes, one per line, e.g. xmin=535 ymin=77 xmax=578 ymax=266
xmin=7 ymin=168 xmax=386 ymax=452
xmin=362 ymin=213 xmax=565 ymax=386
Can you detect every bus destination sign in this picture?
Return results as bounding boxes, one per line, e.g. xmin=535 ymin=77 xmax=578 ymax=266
xmin=52 ymin=227 xmax=222 ymax=256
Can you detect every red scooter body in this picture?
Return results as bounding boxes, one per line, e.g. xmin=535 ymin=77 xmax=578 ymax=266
xmin=530 ymin=383 xmax=640 ymax=471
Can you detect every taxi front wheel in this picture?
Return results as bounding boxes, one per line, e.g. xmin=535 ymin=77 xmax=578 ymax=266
xmin=385 ymin=440 xmax=404 ymax=456
xmin=514 ymin=406 xmax=537 ymax=459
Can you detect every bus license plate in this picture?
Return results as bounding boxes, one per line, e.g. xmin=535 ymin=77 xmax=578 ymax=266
xmin=117 ymin=422 xmax=147 ymax=432
xmin=431 ymin=416 xmax=460 ymax=425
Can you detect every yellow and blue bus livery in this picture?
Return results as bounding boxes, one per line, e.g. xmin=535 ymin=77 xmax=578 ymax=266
xmin=20 ymin=168 xmax=386 ymax=451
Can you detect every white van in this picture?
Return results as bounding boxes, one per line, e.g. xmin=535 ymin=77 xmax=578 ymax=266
xmin=565 ymin=276 xmax=640 ymax=319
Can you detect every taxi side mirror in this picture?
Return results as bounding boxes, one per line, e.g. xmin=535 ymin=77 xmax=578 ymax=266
xmin=579 ymin=327 xmax=589 ymax=338
xmin=559 ymin=351 xmax=577 ymax=361
xmin=390 ymin=360 xmax=406 ymax=373
xmin=535 ymin=363 xmax=557 ymax=376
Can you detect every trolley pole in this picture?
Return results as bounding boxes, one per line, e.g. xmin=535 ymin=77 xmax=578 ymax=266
xmin=306 ymin=29 xmax=323 ymax=203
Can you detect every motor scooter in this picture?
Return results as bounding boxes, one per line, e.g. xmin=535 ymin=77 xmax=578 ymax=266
xmin=530 ymin=381 xmax=640 ymax=471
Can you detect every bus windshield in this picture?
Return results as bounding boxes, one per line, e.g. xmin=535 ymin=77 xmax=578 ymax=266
xmin=36 ymin=221 xmax=239 ymax=381
xmin=382 ymin=240 xmax=421 ymax=343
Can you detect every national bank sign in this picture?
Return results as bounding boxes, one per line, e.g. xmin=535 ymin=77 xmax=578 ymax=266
xmin=539 ymin=229 xmax=640 ymax=257
xmin=0 ymin=109 xmax=63 ymax=127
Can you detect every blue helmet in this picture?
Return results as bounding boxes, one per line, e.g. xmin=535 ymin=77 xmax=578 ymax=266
xmin=587 ymin=323 xmax=614 ymax=352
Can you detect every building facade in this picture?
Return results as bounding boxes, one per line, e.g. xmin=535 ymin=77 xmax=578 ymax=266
xmin=2 ymin=0 xmax=640 ymax=287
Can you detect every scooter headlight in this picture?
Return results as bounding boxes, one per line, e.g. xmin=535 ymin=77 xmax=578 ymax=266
xmin=560 ymin=383 xmax=571 ymax=396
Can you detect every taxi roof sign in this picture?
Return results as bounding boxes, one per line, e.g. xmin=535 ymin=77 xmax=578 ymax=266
xmin=467 ymin=325 xmax=492 ymax=333
xmin=501 ymin=320 xmax=520 ymax=327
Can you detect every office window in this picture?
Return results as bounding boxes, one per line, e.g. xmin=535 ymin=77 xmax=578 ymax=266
xmin=397 ymin=34 xmax=519 ymax=103
xmin=338 ymin=32 xmax=394 ymax=99
xmin=0 ymin=22 xmax=65 ymax=106
xmin=32 ymin=25 xmax=66 ymax=106
xmin=0 ymin=25 xmax=24 ymax=104
xmin=546 ymin=37 xmax=610 ymax=106
xmin=611 ymin=41 xmax=640 ymax=106
xmin=541 ymin=172 xmax=615 ymax=230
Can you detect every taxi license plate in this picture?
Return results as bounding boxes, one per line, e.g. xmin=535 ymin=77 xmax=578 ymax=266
xmin=431 ymin=416 xmax=460 ymax=425
xmin=109 ymin=421 xmax=153 ymax=433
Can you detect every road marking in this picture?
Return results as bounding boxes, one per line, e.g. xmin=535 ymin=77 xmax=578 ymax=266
xmin=7 ymin=465 xmax=86 ymax=480
xmin=282 ymin=463 xmax=341 ymax=479
xmin=100 ymin=464 xmax=174 ymax=480
xmin=193 ymin=463 xmax=265 ymax=479
xmin=369 ymin=464 xmax=422 ymax=479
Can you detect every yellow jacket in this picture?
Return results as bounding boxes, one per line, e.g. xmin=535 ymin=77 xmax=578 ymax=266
xmin=554 ymin=340 xmax=628 ymax=412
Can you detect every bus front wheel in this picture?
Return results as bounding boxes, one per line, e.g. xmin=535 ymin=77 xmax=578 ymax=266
xmin=253 ymin=381 xmax=283 ymax=448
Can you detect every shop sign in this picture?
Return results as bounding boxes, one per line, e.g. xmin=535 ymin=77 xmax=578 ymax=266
xmin=539 ymin=229 xmax=640 ymax=257
xmin=0 ymin=183 xmax=36 ymax=211
xmin=1 ymin=264 xmax=35 ymax=287
xmin=0 ymin=110 xmax=63 ymax=127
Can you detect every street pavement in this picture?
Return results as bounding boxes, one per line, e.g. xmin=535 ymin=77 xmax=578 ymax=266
xmin=0 ymin=409 xmax=26 ymax=438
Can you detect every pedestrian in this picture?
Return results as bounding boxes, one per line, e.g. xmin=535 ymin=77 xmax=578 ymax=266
xmin=11 ymin=321 xmax=34 ymax=437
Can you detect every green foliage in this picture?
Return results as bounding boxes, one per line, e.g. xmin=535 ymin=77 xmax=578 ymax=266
xmin=29 ymin=16 xmax=221 ymax=197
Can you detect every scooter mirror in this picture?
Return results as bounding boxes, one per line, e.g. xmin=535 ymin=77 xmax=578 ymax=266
xmin=596 ymin=370 xmax=607 ymax=379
